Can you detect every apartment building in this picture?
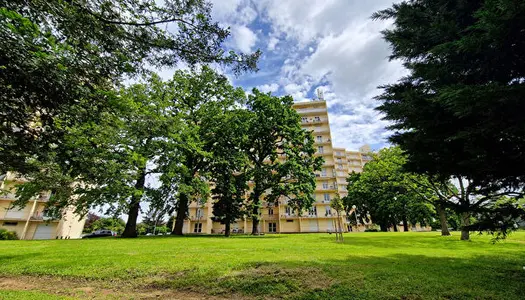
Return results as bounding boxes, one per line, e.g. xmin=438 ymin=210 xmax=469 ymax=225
xmin=179 ymin=98 xmax=373 ymax=234
xmin=0 ymin=172 xmax=86 ymax=239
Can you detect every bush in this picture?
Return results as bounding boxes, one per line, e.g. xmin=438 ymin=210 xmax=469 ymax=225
xmin=0 ymin=229 xmax=19 ymax=240
xmin=364 ymin=228 xmax=379 ymax=232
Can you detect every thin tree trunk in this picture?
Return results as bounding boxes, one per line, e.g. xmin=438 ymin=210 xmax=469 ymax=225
xmin=436 ymin=202 xmax=450 ymax=236
xmin=402 ymin=215 xmax=409 ymax=232
xmin=122 ymin=168 xmax=147 ymax=238
xmin=380 ymin=223 xmax=388 ymax=232
xmin=225 ymin=221 xmax=231 ymax=237
xmin=173 ymin=192 xmax=189 ymax=235
xmin=393 ymin=223 xmax=398 ymax=232
xmin=251 ymin=191 xmax=261 ymax=235
xmin=460 ymin=211 xmax=470 ymax=240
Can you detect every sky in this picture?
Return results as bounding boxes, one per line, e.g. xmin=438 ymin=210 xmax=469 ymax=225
xmin=204 ymin=0 xmax=407 ymax=151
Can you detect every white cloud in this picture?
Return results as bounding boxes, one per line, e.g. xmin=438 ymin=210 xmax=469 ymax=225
xmin=257 ymin=83 xmax=279 ymax=93
xmin=268 ymin=36 xmax=279 ymax=51
xmin=229 ymin=25 xmax=257 ymax=53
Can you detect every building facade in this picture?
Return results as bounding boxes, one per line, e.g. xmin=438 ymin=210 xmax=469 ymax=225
xmin=179 ymin=99 xmax=373 ymax=234
xmin=0 ymin=172 xmax=86 ymax=239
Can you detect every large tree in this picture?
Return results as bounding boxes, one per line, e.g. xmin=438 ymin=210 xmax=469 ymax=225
xmin=244 ymin=90 xmax=323 ymax=235
xmin=373 ymin=1 xmax=525 ymax=238
xmin=14 ymin=74 xmax=180 ymax=238
xmin=209 ymin=109 xmax=251 ymax=237
xmin=159 ymin=67 xmax=246 ymax=235
xmin=0 ymin=0 xmax=259 ymax=173
xmin=343 ymin=147 xmax=435 ymax=232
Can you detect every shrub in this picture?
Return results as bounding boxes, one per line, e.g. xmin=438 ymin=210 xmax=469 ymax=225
xmin=364 ymin=228 xmax=379 ymax=232
xmin=0 ymin=229 xmax=19 ymax=240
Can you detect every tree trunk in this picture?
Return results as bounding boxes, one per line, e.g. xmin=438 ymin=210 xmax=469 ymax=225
xmin=251 ymin=191 xmax=261 ymax=235
xmin=436 ymin=202 xmax=450 ymax=236
xmin=393 ymin=223 xmax=398 ymax=232
xmin=122 ymin=168 xmax=146 ymax=238
xmin=173 ymin=192 xmax=189 ymax=235
xmin=460 ymin=211 xmax=470 ymax=240
xmin=380 ymin=223 xmax=388 ymax=232
xmin=402 ymin=215 xmax=409 ymax=232
xmin=225 ymin=222 xmax=231 ymax=237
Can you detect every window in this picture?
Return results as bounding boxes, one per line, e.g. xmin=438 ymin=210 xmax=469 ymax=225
xmin=308 ymin=207 xmax=317 ymax=216
xmin=193 ymin=223 xmax=202 ymax=233
xmin=337 ymin=158 xmax=342 ymax=163
xmin=324 ymin=193 xmax=330 ymax=202
xmin=268 ymin=208 xmax=274 ymax=215
xmin=325 ymin=206 xmax=332 ymax=216
xmin=322 ymin=182 xmax=328 ymax=189
xmin=2 ymin=222 xmax=17 ymax=226
xmin=285 ymin=206 xmax=292 ymax=215
xmin=268 ymin=222 xmax=277 ymax=233
xmin=335 ymin=151 xmax=341 ymax=156
xmin=337 ymin=164 xmax=343 ymax=170
xmin=196 ymin=209 xmax=203 ymax=219
xmin=314 ymin=116 xmax=320 ymax=122
xmin=321 ymin=168 xmax=327 ymax=177
xmin=316 ymin=136 xmax=323 ymax=143
xmin=317 ymin=146 xmax=324 ymax=154
xmin=286 ymin=220 xmax=294 ymax=223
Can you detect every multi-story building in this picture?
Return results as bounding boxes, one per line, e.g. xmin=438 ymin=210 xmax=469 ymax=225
xmin=178 ymin=98 xmax=373 ymax=234
xmin=0 ymin=172 xmax=86 ymax=239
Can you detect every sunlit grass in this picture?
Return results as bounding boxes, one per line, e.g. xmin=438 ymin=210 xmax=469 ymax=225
xmin=0 ymin=232 xmax=524 ymax=299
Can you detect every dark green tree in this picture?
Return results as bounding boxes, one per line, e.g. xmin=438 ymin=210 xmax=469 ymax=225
xmin=0 ymin=0 xmax=259 ymax=173
xmin=159 ymin=67 xmax=246 ymax=235
xmin=373 ymin=0 xmax=525 ymax=238
xmin=210 ymin=109 xmax=251 ymax=237
xmin=244 ymin=90 xmax=323 ymax=235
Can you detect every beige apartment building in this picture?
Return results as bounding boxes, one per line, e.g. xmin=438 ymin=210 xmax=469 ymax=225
xmin=0 ymin=172 xmax=86 ymax=239
xmin=180 ymin=98 xmax=373 ymax=234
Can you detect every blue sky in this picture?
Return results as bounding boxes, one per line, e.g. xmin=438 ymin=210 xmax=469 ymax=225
xmin=160 ymin=0 xmax=406 ymax=151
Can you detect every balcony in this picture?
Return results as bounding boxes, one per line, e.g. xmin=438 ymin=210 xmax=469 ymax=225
xmin=189 ymin=216 xmax=206 ymax=221
xmin=262 ymin=214 xmax=278 ymax=220
xmin=281 ymin=214 xmax=298 ymax=219
xmin=30 ymin=212 xmax=54 ymax=221
xmin=295 ymin=107 xmax=327 ymax=115
xmin=0 ymin=192 xmax=16 ymax=200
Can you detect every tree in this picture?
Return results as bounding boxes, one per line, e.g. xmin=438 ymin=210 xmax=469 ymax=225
xmin=209 ymin=109 xmax=251 ymax=237
xmin=373 ymin=0 xmax=525 ymax=239
xmin=14 ymin=74 xmax=180 ymax=238
xmin=343 ymin=147 xmax=435 ymax=232
xmin=82 ymin=213 xmax=101 ymax=233
xmin=90 ymin=217 xmax=126 ymax=234
xmin=159 ymin=67 xmax=246 ymax=235
xmin=244 ymin=90 xmax=323 ymax=235
xmin=1 ymin=0 xmax=259 ymax=174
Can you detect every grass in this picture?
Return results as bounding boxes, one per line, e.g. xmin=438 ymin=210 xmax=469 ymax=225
xmin=0 ymin=232 xmax=524 ymax=299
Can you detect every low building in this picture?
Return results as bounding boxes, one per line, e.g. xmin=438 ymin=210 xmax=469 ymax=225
xmin=0 ymin=172 xmax=85 ymax=239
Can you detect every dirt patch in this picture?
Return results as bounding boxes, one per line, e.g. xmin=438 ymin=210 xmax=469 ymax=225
xmin=0 ymin=276 xmax=246 ymax=299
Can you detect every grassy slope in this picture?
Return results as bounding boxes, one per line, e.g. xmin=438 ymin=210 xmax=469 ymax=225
xmin=0 ymin=232 xmax=524 ymax=299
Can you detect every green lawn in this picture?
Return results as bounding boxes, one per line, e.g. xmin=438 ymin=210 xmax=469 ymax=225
xmin=0 ymin=232 xmax=524 ymax=299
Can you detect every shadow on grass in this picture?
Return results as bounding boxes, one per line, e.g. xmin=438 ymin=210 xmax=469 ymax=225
xmin=147 ymin=253 xmax=525 ymax=300
xmin=136 ymin=234 xmax=285 ymax=239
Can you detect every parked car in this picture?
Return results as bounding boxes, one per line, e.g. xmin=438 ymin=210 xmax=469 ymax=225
xmin=82 ymin=230 xmax=116 ymax=238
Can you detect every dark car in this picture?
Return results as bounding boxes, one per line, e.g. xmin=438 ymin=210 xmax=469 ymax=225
xmin=82 ymin=230 xmax=116 ymax=238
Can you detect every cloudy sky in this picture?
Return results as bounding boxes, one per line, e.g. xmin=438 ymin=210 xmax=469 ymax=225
xmin=163 ymin=0 xmax=406 ymax=151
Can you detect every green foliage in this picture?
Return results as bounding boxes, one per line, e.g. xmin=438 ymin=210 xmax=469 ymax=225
xmin=0 ymin=229 xmax=18 ymax=240
xmin=82 ymin=213 xmax=101 ymax=233
xmin=87 ymin=217 xmax=126 ymax=234
xmin=343 ymin=147 xmax=435 ymax=231
xmin=0 ymin=0 xmax=259 ymax=174
xmin=243 ymin=90 xmax=323 ymax=234
xmin=374 ymin=0 xmax=525 ymax=191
